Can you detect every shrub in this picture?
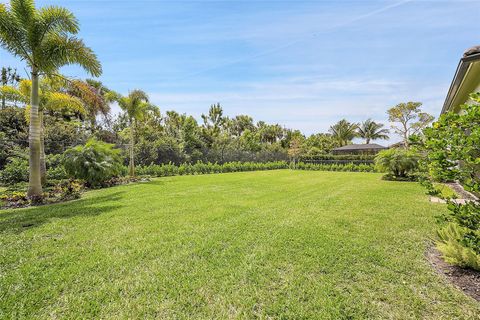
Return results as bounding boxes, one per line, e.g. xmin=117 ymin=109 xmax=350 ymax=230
xmin=0 ymin=191 xmax=29 ymax=208
xmin=54 ymin=179 xmax=83 ymax=201
xmin=292 ymin=162 xmax=376 ymax=172
xmin=62 ymin=138 xmax=123 ymax=187
xmin=136 ymin=161 xmax=289 ymax=177
xmin=437 ymin=223 xmax=480 ymax=270
xmin=0 ymin=157 xmax=29 ymax=185
xmin=421 ymin=95 xmax=480 ymax=270
xmin=375 ymin=148 xmax=419 ymax=180
xmin=46 ymin=154 xmax=68 ymax=181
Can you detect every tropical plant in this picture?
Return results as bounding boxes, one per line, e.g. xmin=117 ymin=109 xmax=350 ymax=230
xmin=70 ymin=79 xmax=116 ymax=131
xmin=0 ymin=77 xmax=88 ymax=184
xmin=375 ymin=148 xmax=419 ymax=180
xmin=62 ymin=138 xmax=122 ymax=187
xmin=0 ymin=156 xmax=29 ymax=185
xmin=117 ymin=90 xmax=150 ymax=176
xmin=357 ymin=119 xmax=389 ymax=144
xmin=387 ymin=102 xmax=434 ymax=148
xmin=329 ymin=119 xmax=358 ymax=146
xmin=0 ymin=0 xmax=101 ymax=199
xmin=1 ymin=66 xmax=20 ymax=108
xmin=422 ymin=94 xmax=480 ymax=270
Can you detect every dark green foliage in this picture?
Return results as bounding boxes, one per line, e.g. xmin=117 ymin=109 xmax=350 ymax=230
xmin=62 ymin=138 xmax=122 ymax=187
xmin=0 ymin=156 xmax=28 ymax=185
xmin=293 ymin=162 xmax=376 ymax=172
xmin=136 ymin=161 xmax=289 ymax=177
xmin=375 ymin=148 xmax=419 ymax=180
xmin=422 ymin=95 xmax=480 ymax=270
xmin=46 ymin=154 xmax=68 ymax=180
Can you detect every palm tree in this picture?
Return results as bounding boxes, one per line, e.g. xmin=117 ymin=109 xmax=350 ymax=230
xmin=357 ymin=119 xmax=389 ymax=144
xmin=1 ymin=77 xmax=86 ymax=184
xmin=118 ymin=90 xmax=149 ymax=177
xmin=329 ymin=119 xmax=358 ymax=146
xmin=0 ymin=0 xmax=101 ymax=198
xmin=72 ymin=79 xmax=116 ymax=132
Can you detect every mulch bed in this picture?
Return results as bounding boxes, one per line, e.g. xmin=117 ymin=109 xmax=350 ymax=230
xmin=427 ymin=247 xmax=480 ymax=301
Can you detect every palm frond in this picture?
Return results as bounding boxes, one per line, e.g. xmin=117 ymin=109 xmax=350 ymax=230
xmin=44 ymin=91 xmax=86 ymax=114
xmin=38 ymin=33 xmax=102 ymax=76
xmin=11 ymin=0 xmax=35 ymax=28
xmin=0 ymin=3 xmax=31 ymax=63
xmin=37 ymin=5 xmax=78 ymax=35
xmin=0 ymin=85 xmax=27 ymax=104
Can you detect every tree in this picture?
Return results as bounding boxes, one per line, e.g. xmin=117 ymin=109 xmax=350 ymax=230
xmin=0 ymin=0 xmax=101 ymax=198
xmin=387 ymin=102 xmax=434 ymax=148
xmin=69 ymin=79 xmax=115 ymax=132
xmin=201 ymin=103 xmax=225 ymax=138
xmin=1 ymin=77 xmax=86 ymax=184
xmin=329 ymin=119 xmax=358 ymax=146
xmin=118 ymin=90 xmax=149 ymax=176
xmin=287 ymin=136 xmax=303 ymax=167
xmin=1 ymin=66 xmax=20 ymax=108
xmin=357 ymin=119 xmax=389 ymax=144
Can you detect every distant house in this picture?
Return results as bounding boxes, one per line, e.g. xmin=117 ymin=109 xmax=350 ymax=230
xmin=332 ymin=143 xmax=387 ymax=155
xmin=442 ymin=45 xmax=480 ymax=115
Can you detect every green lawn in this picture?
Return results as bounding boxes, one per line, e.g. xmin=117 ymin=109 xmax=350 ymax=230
xmin=1 ymin=170 xmax=479 ymax=319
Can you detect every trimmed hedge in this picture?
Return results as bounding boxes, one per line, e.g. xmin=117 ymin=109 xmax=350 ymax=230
xmin=136 ymin=161 xmax=289 ymax=177
xmin=293 ymin=162 xmax=377 ymax=172
xmin=299 ymin=154 xmax=376 ymax=161
xmin=135 ymin=160 xmax=377 ymax=178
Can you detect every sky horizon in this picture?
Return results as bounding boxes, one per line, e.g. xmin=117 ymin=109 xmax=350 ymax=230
xmin=1 ymin=0 xmax=480 ymax=143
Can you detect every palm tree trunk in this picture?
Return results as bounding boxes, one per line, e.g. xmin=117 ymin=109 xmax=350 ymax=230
xmin=128 ymin=118 xmax=135 ymax=176
xmin=39 ymin=111 xmax=47 ymax=185
xmin=27 ymin=71 xmax=43 ymax=199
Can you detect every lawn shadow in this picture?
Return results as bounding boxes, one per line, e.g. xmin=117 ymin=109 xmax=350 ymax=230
xmin=0 ymin=191 xmax=125 ymax=234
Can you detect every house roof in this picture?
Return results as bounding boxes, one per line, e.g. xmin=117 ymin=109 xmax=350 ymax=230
xmin=442 ymin=45 xmax=480 ymax=114
xmin=333 ymin=143 xmax=387 ymax=151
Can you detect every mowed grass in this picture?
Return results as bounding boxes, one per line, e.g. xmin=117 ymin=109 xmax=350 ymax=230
xmin=1 ymin=170 xmax=479 ymax=319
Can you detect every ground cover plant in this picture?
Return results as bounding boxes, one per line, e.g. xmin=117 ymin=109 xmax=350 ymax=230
xmin=0 ymin=170 xmax=478 ymax=319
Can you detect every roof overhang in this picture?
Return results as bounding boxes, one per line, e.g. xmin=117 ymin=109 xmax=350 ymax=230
xmin=442 ymin=46 xmax=480 ymax=115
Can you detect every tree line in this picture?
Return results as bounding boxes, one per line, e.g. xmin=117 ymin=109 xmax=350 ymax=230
xmin=0 ymin=0 xmax=433 ymax=199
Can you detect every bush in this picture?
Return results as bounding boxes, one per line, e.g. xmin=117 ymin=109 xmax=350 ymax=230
xmin=62 ymin=138 xmax=123 ymax=187
xmin=0 ymin=190 xmax=29 ymax=208
xmin=437 ymin=223 xmax=480 ymax=270
xmin=54 ymin=179 xmax=83 ymax=201
xmin=421 ymin=95 xmax=480 ymax=270
xmin=46 ymin=154 xmax=68 ymax=181
xmin=136 ymin=161 xmax=289 ymax=177
xmin=0 ymin=157 xmax=29 ymax=185
xmin=293 ymin=162 xmax=376 ymax=172
xmin=375 ymin=148 xmax=419 ymax=180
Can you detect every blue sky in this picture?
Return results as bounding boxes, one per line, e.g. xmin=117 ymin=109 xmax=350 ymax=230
xmin=1 ymin=0 xmax=480 ymax=141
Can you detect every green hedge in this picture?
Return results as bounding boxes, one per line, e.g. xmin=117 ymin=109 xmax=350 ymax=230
xmin=293 ymin=162 xmax=377 ymax=172
xmin=136 ymin=161 xmax=289 ymax=177
xmin=299 ymin=154 xmax=376 ymax=161
xmin=135 ymin=161 xmax=377 ymax=178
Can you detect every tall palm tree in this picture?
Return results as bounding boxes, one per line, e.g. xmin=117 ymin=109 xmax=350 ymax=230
xmin=0 ymin=0 xmax=101 ymax=198
xmin=1 ymin=77 xmax=86 ymax=184
xmin=357 ymin=119 xmax=389 ymax=144
xmin=329 ymin=119 xmax=358 ymax=146
xmin=118 ymin=90 xmax=149 ymax=177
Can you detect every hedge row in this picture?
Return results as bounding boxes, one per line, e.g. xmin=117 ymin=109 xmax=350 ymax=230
xmin=134 ymin=160 xmax=378 ymax=178
xmin=293 ymin=162 xmax=377 ymax=172
xmin=299 ymin=154 xmax=376 ymax=161
xmin=136 ymin=161 xmax=289 ymax=177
